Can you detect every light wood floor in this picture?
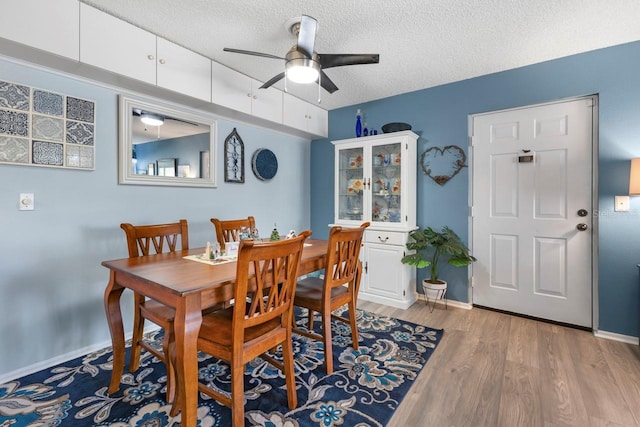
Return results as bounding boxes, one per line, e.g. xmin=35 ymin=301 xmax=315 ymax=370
xmin=359 ymin=300 xmax=640 ymax=427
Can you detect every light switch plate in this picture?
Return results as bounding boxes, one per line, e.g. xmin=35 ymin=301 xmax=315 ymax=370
xmin=614 ymin=195 xmax=629 ymax=212
xmin=19 ymin=193 xmax=34 ymax=210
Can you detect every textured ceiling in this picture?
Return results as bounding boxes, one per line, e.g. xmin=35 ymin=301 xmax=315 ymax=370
xmin=79 ymin=0 xmax=640 ymax=111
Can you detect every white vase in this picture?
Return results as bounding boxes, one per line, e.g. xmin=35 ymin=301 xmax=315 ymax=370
xmin=422 ymin=279 xmax=447 ymax=309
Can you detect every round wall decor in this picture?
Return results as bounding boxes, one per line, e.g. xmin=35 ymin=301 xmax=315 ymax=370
xmin=251 ymin=148 xmax=278 ymax=181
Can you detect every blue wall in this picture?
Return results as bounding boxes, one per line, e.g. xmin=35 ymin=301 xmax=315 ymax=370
xmin=311 ymin=40 xmax=640 ymax=337
xmin=0 ymin=57 xmax=311 ymax=378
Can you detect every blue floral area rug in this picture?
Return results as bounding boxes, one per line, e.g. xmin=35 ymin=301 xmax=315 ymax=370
xmin=0 ymin=308 xmax=443 ymax=426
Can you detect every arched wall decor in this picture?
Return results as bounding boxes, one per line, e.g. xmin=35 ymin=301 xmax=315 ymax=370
xmin=224 ymin=127 xmax=244 ymax=183
xmin=420 ymin=145 xmax=467 ymax=186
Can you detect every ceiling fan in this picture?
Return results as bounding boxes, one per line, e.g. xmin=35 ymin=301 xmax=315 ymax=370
xmin=223 ymin=15 xmax=379 ymax=95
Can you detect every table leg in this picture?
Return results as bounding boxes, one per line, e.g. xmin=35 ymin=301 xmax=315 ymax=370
xmin=174 ymin=294 xmax=202 ymax=427
xmin=104 ymin=270 xmax=126 ymax=395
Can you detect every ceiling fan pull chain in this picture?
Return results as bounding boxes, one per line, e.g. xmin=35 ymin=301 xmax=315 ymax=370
xmin=317 ymin=72 xmax=322 ymax=103
xmin=284 ymin=68 xmax=288 ymax=92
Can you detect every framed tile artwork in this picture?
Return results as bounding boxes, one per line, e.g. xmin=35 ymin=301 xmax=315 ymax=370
xmin=0 ymin=80 xmax=96 ymax=170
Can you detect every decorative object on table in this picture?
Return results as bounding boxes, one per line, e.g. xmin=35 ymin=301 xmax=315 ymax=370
xmin=401 ymin=226 xmax=476 ymax=312
xmin=285 ymin=229 xmax=296 ymax=239
xmin=355 ymin=108 xmax=362 ymax=137
xmin=223 ymin=127 xmax=244 ymax=183
xmin=420 ymin=145 xmax=467 ymax=186
xmin=270 ymin=224 xmax=280 ymax=241
xmin=381 ymin=122 xmax=411 ymax=133
xmin=251 ymin=148 xmax=278 ymax=181
xmin=4 ymin=307 xmax=442 ymax=427
xmin=0 ymin=79 xmax=95 ymax=170
xmin=225 ymin=241 xmax=239 ymax=257
xmin=239 ymin=226 xmax=252 ymax=240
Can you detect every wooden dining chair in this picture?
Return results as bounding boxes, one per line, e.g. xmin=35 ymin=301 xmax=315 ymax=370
xmin=292 ymin=222 xmax=369 ymax=374
xmin=119 ymin=219 xmax=225 ymax=403
xmin=170 ymin=230 xmax=311 ymax=426
xmin=211 ymin=216 xmax=256 ymax=251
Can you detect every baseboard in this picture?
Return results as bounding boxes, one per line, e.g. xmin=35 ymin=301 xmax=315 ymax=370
xmin=416 ymin=293 xmax=472 ymax=310
xmin=0 ymin=338 xmax=113 ymax=384
xmin=0 ymin=325 xmax=160 ymax=384
xmin=593 ymin=329 xmax=640 ymax=345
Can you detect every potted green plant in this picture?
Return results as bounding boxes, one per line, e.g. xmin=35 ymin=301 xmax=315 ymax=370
xmin=401 ymin=226 xmax=476 ymax=302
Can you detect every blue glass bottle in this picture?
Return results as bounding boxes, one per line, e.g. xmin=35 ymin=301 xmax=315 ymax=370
xmin=363 ymin=122 xmax=369 ymax=136
xmin=355 ymin=109 xmax=362 ymax=137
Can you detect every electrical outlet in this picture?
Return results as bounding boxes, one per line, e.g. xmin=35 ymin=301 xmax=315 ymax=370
xmin=19 ymin=193 xmax=34 ymax=210
xmin=614 ymin=195 xmax=629 ymax=212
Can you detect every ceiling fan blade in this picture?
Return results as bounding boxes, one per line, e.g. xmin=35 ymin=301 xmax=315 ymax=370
xmin=319 ymin=53 xmax=380 ymax=69
xmin=297 ymin=15 xmax=317 ymax=58
xmin=260 ymin=72 xmax=286 ymax=89
xmin=223 ymin=47 xmax=284 ymax=60
xmin=320 ymin=70 xmax=339 ymax=94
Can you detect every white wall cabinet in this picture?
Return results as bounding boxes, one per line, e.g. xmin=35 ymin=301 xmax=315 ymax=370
xmin=80 ymin=4 xmax=211 ymax=102
xmin=0 ymin=0 xmax=80 ymax=61
xmin=156 ymin=38 xmax=211 ymax=102
xmin=332 ymin=131 xmax=418 ymax=308
xmin=211 ymin=61 xmax=282 ymax=123
xmin=80 ymin=3 xmax=156 ymax=85
xmin=1 ymin=1 xmax=326 ymax=138
xmin=283 ymin=93 xmax=328 ymax=137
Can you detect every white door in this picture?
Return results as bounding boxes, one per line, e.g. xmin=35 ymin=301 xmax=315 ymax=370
xmin=471 ymin=97 xmax=594 ymax=327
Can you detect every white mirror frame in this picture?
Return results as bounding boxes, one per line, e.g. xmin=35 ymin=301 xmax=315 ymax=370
xmin=118 ymin=94 xmax=217 ymax=187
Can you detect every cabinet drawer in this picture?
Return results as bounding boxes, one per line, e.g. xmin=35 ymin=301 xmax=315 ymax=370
xmin=365 ymin=230 xmax=406 ymax=246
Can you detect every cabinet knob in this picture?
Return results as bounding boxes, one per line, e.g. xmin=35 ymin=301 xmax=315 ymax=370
xmin=158 ymin=59 xmax=166 ymax=65
xmin=253 ymin=95 xmax=257 ymax=99
xmin=247 ymin=93 xmax=252 ymax=97
xmin=147 ymin=55 xmax=154 ymax=60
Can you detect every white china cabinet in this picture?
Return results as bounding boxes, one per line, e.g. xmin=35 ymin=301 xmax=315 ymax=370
xmin=332 ymin=130 xmax=418 ymax=309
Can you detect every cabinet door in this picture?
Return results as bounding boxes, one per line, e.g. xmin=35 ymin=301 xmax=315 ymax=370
xmin=362 ymin=242 xmax=404 ymax=298
xmin=80 ymin=4 xmax=156 ymax=85
xmin=211 ymin=60 xmax=252 ymax=114
xmin=0 ymin=0 xmax=79 ymax=60
xmin=156 ymin=38 xmax=211 ymax=102
xmin=307 ymin=103 xmax=328 ymax=137
xmin=283 ymin=93 xmax=308 ymax=130
xmin=283 ymin=93 xmax=328 ymax=137
xmin=370 ymin=140 xmax=403 ymax=226
xmin=335 ymin=144 xmax=365 ymax=224
xmin=251 ymin=79 xmax=282 ymax=123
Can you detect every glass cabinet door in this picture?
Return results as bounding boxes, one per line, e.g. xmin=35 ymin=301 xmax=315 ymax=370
xmin=337 ymin=146 xmax=364 ymax=222
xmin=371 ymin=142 xmax=402 ymax=224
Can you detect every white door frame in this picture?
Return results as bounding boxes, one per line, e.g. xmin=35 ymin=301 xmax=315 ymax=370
xmin=467 ymin=95 xmax=599 ymax=329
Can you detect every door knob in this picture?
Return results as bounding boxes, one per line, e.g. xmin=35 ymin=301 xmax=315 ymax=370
xmin=577 ymin=223 xmax=588 ymax=231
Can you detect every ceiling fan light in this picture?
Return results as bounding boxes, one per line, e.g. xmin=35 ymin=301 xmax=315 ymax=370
xmin=141 ymin=112 xmax=164 ymax=127
xmin=286 ymin=58 xmax=320 ymax=84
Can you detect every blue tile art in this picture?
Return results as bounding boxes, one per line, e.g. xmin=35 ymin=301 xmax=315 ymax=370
xmin=0 ymin=80 xmax=96 ymax=169
xmin=66 ymin=121 xmax=94 ymax=145
xmin=0 ymin=136 xmax=29 ymax=163
xmin=33 ymin=90 xmax=63 ymax=116
xmin=32 ymin=140 xmax=64 ymax=166
xmin=0 ymin=109 xmax=29 ymax=137
xmin=33 ymin=115 xmax=64 ymax=141
xmin=0 ymin=81 xmax=30 ymax=110
xmin=66 ymin=97 xmax=95 ymax=123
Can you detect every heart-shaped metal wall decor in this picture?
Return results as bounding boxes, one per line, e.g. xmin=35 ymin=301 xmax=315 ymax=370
xmin=420 ymin=145 xmax=467 ymax=185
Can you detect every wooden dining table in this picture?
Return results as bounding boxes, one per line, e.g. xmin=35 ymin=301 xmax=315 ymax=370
xmin=102 ymin=239 xmax=328 ymax=426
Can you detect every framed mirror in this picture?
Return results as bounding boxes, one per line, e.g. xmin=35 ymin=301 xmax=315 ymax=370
xmin=118 ymin=94 xmax=217 ymax=187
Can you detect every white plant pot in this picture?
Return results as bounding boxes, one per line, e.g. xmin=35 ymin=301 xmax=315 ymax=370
xmin=423 ymin=279 xmax=447 ymax=300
